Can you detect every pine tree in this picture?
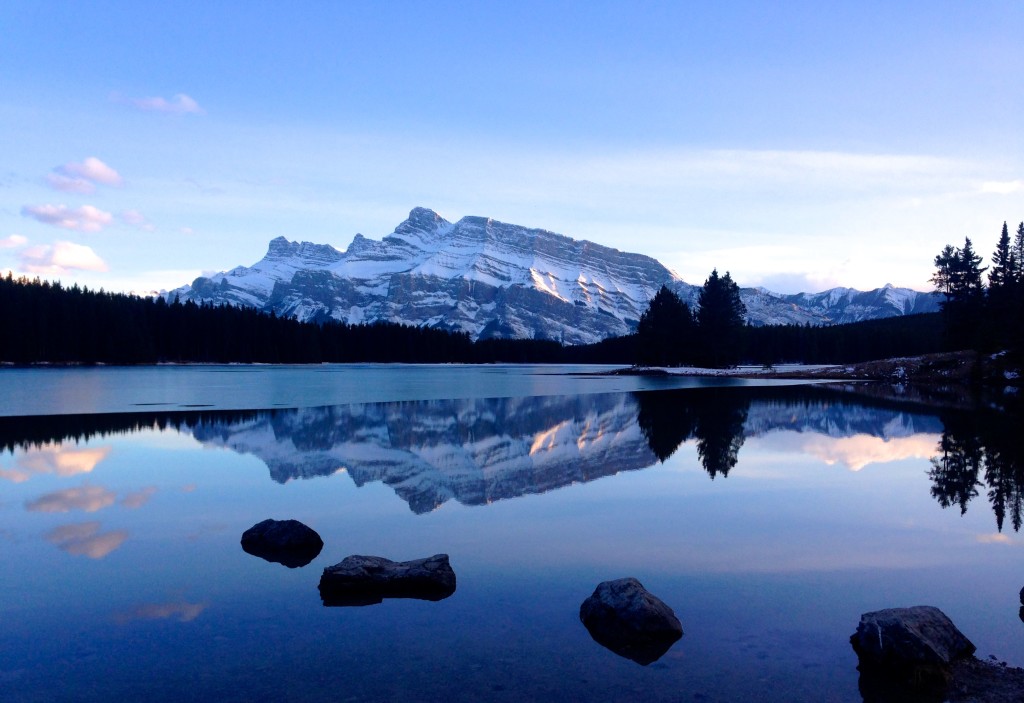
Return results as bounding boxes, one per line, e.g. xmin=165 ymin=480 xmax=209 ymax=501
xmin=696 ymin=269 xmax=747 ymax=367
xmin=636 ymin=285 xmax=694 ymax=366
xmin=1014 ymin=222 xmax=1024 ymax=284
xmin=989 ymin=222 xmax=1013 ymax=291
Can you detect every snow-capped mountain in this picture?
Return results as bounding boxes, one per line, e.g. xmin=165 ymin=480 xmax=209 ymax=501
xmin=169 ymin=207 xmax=940 ymax=344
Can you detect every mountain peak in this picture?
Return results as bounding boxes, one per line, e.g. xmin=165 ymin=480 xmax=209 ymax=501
xmin=397 ymin=207 xmax=450 ymax=234
xmin=265 ymin=236 xmax=342 ymax=265
xmin=170 ymin=208 xmax=941 ymax=343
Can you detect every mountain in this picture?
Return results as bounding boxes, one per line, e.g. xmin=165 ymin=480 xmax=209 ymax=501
xmin=169 ymin=207 xmax=940 ymax=344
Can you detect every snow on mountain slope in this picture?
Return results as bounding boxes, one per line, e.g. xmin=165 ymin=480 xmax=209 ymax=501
xmin=170 ymin=207 xmax=940 ymax=343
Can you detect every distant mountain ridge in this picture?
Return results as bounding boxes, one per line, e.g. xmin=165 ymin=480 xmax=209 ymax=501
xmin=169 ymin=207 xmax=940 ymax=344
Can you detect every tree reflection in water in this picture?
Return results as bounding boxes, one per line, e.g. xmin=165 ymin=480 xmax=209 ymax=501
xmin=634 ymin=388 xmax=748 ymax=479
xmin=928 ymin=403 xmax=1024 ymax=532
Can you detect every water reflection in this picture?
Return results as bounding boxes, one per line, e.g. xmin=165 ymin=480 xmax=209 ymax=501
xmin=927 ymin=405 xmax=1024 ymax=533
xmin=4 ymin=387 xmax=1023 ymax=531
xmin=44 ymin=521 xmax=128 ymax=559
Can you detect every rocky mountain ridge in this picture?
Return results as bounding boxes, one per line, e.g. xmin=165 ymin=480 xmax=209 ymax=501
xmin=170 ymin=207 xmax=940 ymax=344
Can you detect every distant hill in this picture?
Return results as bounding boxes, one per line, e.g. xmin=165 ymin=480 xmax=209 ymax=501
xmin=169 ymin=207 xmax=940 ymax=344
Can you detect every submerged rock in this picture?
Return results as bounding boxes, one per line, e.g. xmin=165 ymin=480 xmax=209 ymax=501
xmin=318 ymin=553 xmax=456 ymax=606
xmin=579 ymin=577 xmax=682 ymax=665
xmin=240 ymin=518 xmax=323 ymax=568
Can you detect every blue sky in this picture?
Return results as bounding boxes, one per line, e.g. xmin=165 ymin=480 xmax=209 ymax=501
xmin=2 ymin=0 xmax=1022 ymax=294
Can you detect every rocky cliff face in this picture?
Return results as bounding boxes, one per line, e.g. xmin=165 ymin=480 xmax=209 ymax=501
xmin=170 ymin=207 xmax=940 ymax=343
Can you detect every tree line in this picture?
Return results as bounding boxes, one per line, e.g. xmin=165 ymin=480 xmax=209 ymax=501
xmin=0 ymin=274 xmax=474 ymax=364
xmin=0 ymin=269 xmax=951 ymax=366
xmin=930 ymin=221 xmax=1024 ymax=352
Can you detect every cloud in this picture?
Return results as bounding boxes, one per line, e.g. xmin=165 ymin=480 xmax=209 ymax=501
xmin=45 ymin=173 xmax=95 ymax=194
xmin=25 ymin=485 xmax=117 ymax=513
xmin=21 ymin=204 xmax=113 ymax=232
xmin=45 ymin=521 xmax=128 ymax=559
xmin=120 ymin=486 xmax=157 ymax=509
xmin=120 ymin=209 xmax=155 ymax=232
xmin=979 ymin=180 xmax=1024 ymax=195
xmin=0 ymin=445 xmax=111 ymax=483
xmin=0 ymin=234 xmax=27 ymax=249
xmin=19 ymin=241 xmax=109 ymax=274
xmin=46 ymin=157 xmax=122 ymax=193
xmin=113 ymin=600 xmax=207 ymax=624
xmin=122 ymin=93 xmax=204 ymax=115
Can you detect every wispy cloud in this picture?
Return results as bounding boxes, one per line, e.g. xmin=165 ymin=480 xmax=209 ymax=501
xmin=979 ymin=180 xmax=1024 ymax=195
xmin=21 ymin=204 xmax=113 ymax=232
xmin=118 ymin=92 xmax=204 ymax=115
xmin=19 ymin=241 xmax=109 ymax=274
xmin=0 ymin=234 xmax=27 ymax=249
xmin=120 ymin=209 xmax=155 ymax=232
xmin=45 ymin=157 xmax=123 ymax=194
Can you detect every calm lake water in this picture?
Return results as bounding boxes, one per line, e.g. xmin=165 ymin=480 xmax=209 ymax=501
xmin=1 ymin=365 xmax=1022 ymax=702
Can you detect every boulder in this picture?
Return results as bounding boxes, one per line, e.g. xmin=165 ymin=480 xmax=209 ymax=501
xmin=318 ymin=553 xmax=456 ymax=606
xmin=579 ymin=577 xmax=682 ymax=665
xmin=851 ymin=606 xmax=975 ymax=693
xmin=240 ymin=518 xmax=323 ymax=568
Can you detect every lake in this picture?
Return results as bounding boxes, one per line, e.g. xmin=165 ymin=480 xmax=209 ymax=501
xmin=1 ymin=365 xmax=1022 ymax=702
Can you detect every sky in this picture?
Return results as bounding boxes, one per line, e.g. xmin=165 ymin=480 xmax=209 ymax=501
xmin=1 ymin=0 xmax=1022 ymax=295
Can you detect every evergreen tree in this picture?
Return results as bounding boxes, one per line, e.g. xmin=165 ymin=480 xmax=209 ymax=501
xmin=989 ymin=222 xmax=1013 ymax=291
xmin=932 ymin=238 xmax=986 ymax=349
xmin=636 ymin=285 xmax=694 ymax=366
xmin=1014 ymin=222 xmax=1024 ymax=284
xmin=930 ymin=244 xmax=958 ymax=298
xmin=695 ymin=269 xmax=746 ymax=367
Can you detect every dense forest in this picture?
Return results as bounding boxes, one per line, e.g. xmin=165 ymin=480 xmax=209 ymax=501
xmin=0 ymin=271 xmax=947 ymax=366
xmin=3 ymin=215 xmax=1019 ymax=369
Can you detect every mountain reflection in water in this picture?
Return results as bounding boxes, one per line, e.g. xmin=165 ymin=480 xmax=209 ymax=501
xmin=4 ymin=386 xmax=1023 ymax=530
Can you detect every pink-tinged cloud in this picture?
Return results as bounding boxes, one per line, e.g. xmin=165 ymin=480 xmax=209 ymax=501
xmin=26 ymin=485 xmax=117 ymax=513
xmin=113 ymin=600 xmax=207 ymax=624
xmin=62 ymin=157 xmax=122 ymax=185
xmin=45 ymin=173 xmax=95 ymax=194
xmin=45 ymin=521 xmax=128 ymax=559
xmin=21 ymin=204 xmax=113 ymax=232
xmin=0 ymin=445 xmax=111 ymax=483
xmin=120 ymin=486 xmax=157 ymax=509
xmin=127 ymin=93 xmax=204 ymax=115
xmin=120 ymin=209 xmax=155 ymax=232
xmin=45 ymin=157 xmax=123 ymax=193
xmin=19 ymin=241 xmax=109 ymax=274
xmin=0 ymin=234 xmax=27 ymax=249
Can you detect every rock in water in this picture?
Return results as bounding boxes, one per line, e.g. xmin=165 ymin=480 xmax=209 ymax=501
xmin=318 ymin=554 xmax=456 ymax=606
xmin=579 ymin=577 xmax=682 ymax=665
xmin=850 ymin=606 xmax=975 ymax=693
xmin=240 ymin=518 xmax=323 ymax=568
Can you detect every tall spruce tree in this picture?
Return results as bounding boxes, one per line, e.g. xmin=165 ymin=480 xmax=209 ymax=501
xmin=636 ymin=285 xmax=694 ymax=366
xmin=696 ymin=269 xmax=746 ymax=367
xmin=989 ymin=222 xmax=1013 ymax=291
